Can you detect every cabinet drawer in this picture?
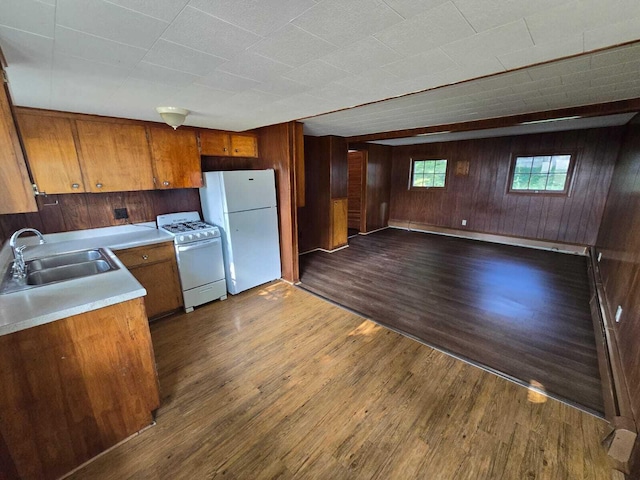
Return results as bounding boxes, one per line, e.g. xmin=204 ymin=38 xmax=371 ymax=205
xmin=116 ymin=242 xmax=175 ymax=268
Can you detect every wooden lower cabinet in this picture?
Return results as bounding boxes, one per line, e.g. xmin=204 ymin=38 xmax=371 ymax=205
xmin=331 ymin=198 xmax=348 ymax=249
xmin=0 ymin=298 xmax=160 ymax=480
xmin=116 ymin=242 xmax=182 ymax=319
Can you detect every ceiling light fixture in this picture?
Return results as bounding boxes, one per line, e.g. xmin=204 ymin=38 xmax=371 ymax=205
xmin=519 ymin=115 xmax=581 ymax=126
xmin=156 ymin=107 xmax=189 ymax=130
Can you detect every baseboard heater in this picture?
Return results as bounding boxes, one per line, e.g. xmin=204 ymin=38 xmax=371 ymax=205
xmin=587 ymin=247 xmax=637 ymax=475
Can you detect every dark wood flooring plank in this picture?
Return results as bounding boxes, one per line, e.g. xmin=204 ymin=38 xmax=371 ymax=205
xmin=299 ymin=229 xmax=603 ymax=414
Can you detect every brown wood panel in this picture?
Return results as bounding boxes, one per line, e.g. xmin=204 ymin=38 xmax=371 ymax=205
xmin=0 ymin=298 xmax=159 ymax=480
xmin=330 ymin=136 xmax=347 ymax=199
xmin=199 ymin=130 xmax=231 ymax=156
xmin=201 ymin=156 xmax=255 ymax=171
xmin=596 ymin=122 xmax=640 ymax=475
xmin=0 ymin=189 xmax=201 ymax=244
xmin=294 ymin=122 xmax=305 ymax=208
xmin=331 ymin=198 xmax=348 ymax=249
xmin=300 ymin=229 xmax=604 ymax=414
xmin=16 ymin=113 xmax=86 ymax=194
xmin=230 ymin=134 xmax=258 ymax=157
xmin=75 ymin=120 xmax=155 ymax=192
xmin=348 ymin=151 xmax=364 ymax=230
xmin=0 ymin=75 xmax=37 ymax=214
xmin=353 ymin=142 xmax=393 ymax=233
xmin=66 ymin=282 xmax=613 ymax=480
xmin=148 ymin=126 xmax=202 ymax=189
xmin=257 ymin=122 xmax=299 ymax=283
xmin=389 ymin=127 xmax=623 ymax=245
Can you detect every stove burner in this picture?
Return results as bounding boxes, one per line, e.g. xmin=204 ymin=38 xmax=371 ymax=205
xmin=160 ymin=220 xmax=216 ymax=234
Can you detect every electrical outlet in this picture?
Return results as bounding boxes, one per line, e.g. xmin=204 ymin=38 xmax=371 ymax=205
xmin=597 ymin=252 xmax=602 ymax=262
xmin=461 ymin=219 xmax=467 ymax=226
xmin=114 ymin=208 xmax=128 ymax=220
xmin=615 ymin=305 xmax=623 ymax=323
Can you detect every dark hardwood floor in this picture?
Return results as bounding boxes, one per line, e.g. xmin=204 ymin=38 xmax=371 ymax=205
xmin=299 ymin=228 xmax=604 ymax=414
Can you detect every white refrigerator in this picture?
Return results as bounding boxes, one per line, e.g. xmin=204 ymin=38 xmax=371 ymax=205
xmin=199 ymin=170 xmax=282 ymax=295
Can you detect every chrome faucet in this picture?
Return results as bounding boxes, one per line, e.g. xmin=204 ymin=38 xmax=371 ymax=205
xmin=9 ymin=228 xmax=46 ymax=279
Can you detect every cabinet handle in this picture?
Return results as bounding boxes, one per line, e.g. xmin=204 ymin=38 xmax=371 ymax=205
xmin=71 ymin=183 xmax=80 ymax=189
xmin=235 ymin=149 xmax=239 ymax=153
xmin=163 ymin=181 xmax=170 ymax=186
xmin=142 ymin=255 xmax=148 ymax=260
xmin=96 ymin=183 xmax=103 ymax=189
xmin=223 ymin=147 xmax=227 ymax=152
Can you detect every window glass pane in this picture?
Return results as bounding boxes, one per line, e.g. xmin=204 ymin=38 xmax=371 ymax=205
xmin=414 ymin=161 xmax=425 ymax=174
xmin=512 ymin=174 xmax=530 ymax=190
xmin=547 ymin=174 xmax=567 ymax=190
xmin=434 ymin=160 xmax=447 ymax=173
xmin=412 ymin=174 xmax=424 ymax=187
xmin=515 ymin=157 xmax=533 ymax=173
xmin=532 ymin=156 xmax=551 ymax=174
xmin=423 ymin=175 xmax=434 ymax=187
xmin=551 ymin=155 xmax=571 ymax=173
xmin=433 ymin=174 xmax=446 ymax=187
xmin=529 ymin=174 xmax=548 ymax=190
xmin=423 ymin=161 xmax=436 ymax=173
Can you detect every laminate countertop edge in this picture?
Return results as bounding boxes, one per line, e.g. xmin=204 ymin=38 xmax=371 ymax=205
xmin=0 ymin=224 xmax=175 ymax=336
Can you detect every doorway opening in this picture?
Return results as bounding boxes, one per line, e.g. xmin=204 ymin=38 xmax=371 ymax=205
xmin=347 ymin=150 xmax=366 ymax=238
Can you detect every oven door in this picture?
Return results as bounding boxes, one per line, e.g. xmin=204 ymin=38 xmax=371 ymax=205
xmin=175 ymin=238 xmax=225 ymax=291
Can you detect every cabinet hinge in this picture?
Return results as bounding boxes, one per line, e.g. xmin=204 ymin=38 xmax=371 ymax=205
xmin=1 ymin=70 xmax=7 ymax=84
xmin=32 ymin=183 xmax=47 ymax=197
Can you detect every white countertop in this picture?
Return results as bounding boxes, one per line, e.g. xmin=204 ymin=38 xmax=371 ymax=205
xmin=0 ymin=223 xmax=175 ymax=336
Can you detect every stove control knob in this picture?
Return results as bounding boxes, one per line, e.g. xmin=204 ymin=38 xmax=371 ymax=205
xmin=202 ymin=231 xmax=209 ymax=237
xmin=179 ymin=236 xmax=185 ymax=242
xmin=196 ymin=233 xmax=201 ymax=238
xmin=188 ymin=234 xmax=194 ymax=241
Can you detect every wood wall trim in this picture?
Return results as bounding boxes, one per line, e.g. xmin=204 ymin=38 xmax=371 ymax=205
xmin=347 ymin=98 xmax=640 ymax=143
xmin=389 ymin=220 xmax=588 ymax=255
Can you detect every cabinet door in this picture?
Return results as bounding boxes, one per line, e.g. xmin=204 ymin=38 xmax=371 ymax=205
xmin=17 ymin=114 xmax=86 ymax=194
xmin=199 ymin=130 xmax=230 ymax=156
xmin=149 ymin=126 xmax=202 ymax=188
xmin=75 ymin=120 xmax=155 ymax=192
xmin=331 ymin=198 xmax=348 ymax=249
xmin=129 ymin=260 xmax=183 ymax=318
xmin=230 ymin=134 xmax=258 ymax=157
xmin=0 ymin=84 xmax=37 ymax=214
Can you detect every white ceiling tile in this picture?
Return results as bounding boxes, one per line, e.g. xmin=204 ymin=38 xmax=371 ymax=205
xmin=283 ymin=60 xmax=351 ymax=87
xmin=105 ymin=0 xmax=190 ymax=22
xmin=452 ymin=0 xmax=561 ymax=33
xmin=0 ymin=0 xmax=55 ymax=37
xmin=54 ymin=26 xmax=147 ymax=68
xmin=228 ymin=89 xmax=283 ymax=110
xmin=142 ymin=39 xmax=226 ymax=76
xmin=108 ymin=77 xmax=176 ymax=108
xmin=590 ymin=43 xmax=640 ymax=69
xmin=525 ymin=0 xmax=640 ymax=46
xmin=194 ymin=71 xmax=260 ymax=92
xmin=56 ymin=0 xmax=168 ymax=49
xmin=0 ymin=25 xmax=53 ymax=65
xmin=382 ymin=48 xmax=457 ymax=79
xmin=129 ymin=61 xmax=199 ymax=87
xmin=167 ymin=84 xmax=234 ymax=113
xmin=162 ymin=6 xmax=261 ymax=59
xmin=187 ymin=0 xmax=316 ymax=37
xmin=497 ymin=35 xmax=583 ymax=70
xmin=249 ymin=24 xmax=336 ymax=67
xmin=293 ymin=0 xmax=403 ymax=47
xmin=254 ymin=77 xmax=310 ymax=96
xmin=5 ymin=64 xmax=52 ymax=108
xmin=584 ymin=15 xmax=640 ymax=52
xmin=442 ymin=19 xmax=533 ymax=66
xmin=375 ymin=2 xmax=475 ymax=56
xmin=217 ymin=52 xmax=293 ymax=83
xmin=526 ymin=56 xmax=590 ymax=81
xmin=321 ymin=36 xmax=401 ymax=75
xmin=381 ymin=0 xmax=449 ymax=19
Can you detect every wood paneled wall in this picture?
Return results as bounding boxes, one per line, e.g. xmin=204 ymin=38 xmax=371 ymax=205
xmin=0 ymin=189 xmax=201 ymax=244
xmin=389 ymin=127 xmax=624 ymax=245
xmin=256 ymin=122 xmax=300 ymax=283
xmin=596 ymin=121 xmax=640 ymax=469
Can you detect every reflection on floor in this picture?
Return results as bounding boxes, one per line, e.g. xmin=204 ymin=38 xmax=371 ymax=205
xmin=68 ymin=282 xmax=611 ymax=479
xmin=299 ymin=228 xmax=603 ymax=414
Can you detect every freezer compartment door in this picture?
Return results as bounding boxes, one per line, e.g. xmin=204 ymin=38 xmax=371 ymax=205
xmin=221 ymin=170 xmax=277 ymax=213
xmin=224 ymin=207 xmax=281 ymax=294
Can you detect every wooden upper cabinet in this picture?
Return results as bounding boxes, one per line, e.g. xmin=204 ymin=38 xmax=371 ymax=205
xmin=75 ymin=120 xmax=155 ymax=192
xmin=148 ymin=126 xmax=202 ymax=189
xmin=0 ymin=83 xmax=37 ymax=214
xmin=199 ymin=130 xmax=258 ymax=158
xmin=17 ymin=113 xmax=85 ymax=194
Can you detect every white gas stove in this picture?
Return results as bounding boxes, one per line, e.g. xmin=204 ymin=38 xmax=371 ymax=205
xmin=157 ymin=212 xmax=226 ymax=312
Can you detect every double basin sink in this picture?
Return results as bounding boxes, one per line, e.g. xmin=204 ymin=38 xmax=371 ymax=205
xmin=0 ymin=248 xmax=119 ymax=295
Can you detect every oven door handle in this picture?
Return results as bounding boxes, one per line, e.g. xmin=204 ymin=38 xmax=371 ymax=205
xmin=176 ymin=238 xmax=220 ymax=252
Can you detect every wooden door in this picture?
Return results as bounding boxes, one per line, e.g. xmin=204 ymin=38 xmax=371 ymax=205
xmin=348 ymin=151 xmax=366 ymax=231
xmin=199 ymin=131 xmax=230 ymax=156
xmin=0 ymin=81 xmax=37 ymax=214
xmin=17 ymin=113 xmax=86 ymax=194
xmin=230 ymin=134 xmax=258 ymax=157
xmin=76 ymin=120 xmax=155 ymax=192
xmin=149 ymin=126 xmax=202 ymax=188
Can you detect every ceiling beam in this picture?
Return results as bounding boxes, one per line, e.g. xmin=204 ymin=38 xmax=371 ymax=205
xmin=346 ymin=99 xmax=640 ymax=143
